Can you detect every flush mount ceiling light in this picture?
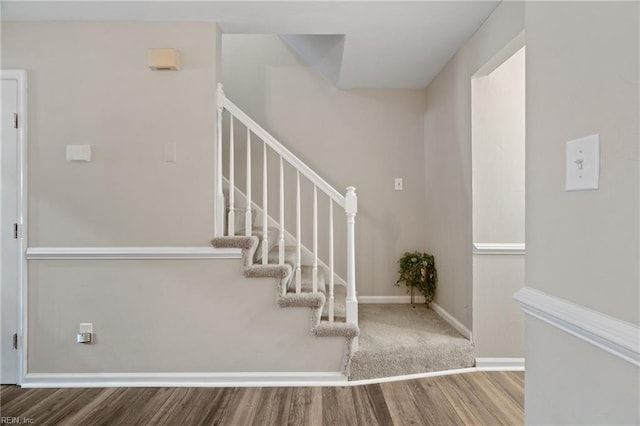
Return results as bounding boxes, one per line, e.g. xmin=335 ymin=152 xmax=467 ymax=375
xmin=148 ymin=48 xmax=180 ymax=71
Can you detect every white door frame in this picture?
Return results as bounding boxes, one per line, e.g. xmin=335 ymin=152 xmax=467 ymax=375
xmin=1 ymin=69 xmax=28 ymax=384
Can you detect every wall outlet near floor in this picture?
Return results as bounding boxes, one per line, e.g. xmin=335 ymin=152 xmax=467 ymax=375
xmin=395 ymin=178 xmax=403 ymax=191
xmin=77 ymin=323 xmax=93 ymax=343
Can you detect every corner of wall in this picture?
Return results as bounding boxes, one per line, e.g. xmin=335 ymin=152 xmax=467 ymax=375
xmin=423 ymin=1 xmax=525 ymax=332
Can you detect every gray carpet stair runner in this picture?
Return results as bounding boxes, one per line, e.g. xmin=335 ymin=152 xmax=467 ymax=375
xmin=211 ymin=230 xmax=358 ymax=376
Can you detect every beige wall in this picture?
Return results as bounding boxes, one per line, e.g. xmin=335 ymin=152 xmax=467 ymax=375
xmin=221 ymin=35 xmax=427 ymax=297
xmin=2 ymin=22 xmax=346 ymax=376
xmin=524 ymin=2 xmax=639 ymax=423
xmin=2 ymin=22 xmax=217 ymax=246
xmin=424 ymin=2 xmax=525 ymax=329
xmin=526 ymin=2 xmax=639 ymax=325
xmin=28 ymin=259 xmax=345 ymax=373
xmin=525 ymin=318 xmax=639 ymax=425
xmin=472 ymin=255 xmax=524 ymax=357
xmin=0 ymin=22 xmax=350 ymax=376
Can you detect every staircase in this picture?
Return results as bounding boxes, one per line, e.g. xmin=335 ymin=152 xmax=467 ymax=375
xmin=211 ymin=84 xmax=359 ymax=375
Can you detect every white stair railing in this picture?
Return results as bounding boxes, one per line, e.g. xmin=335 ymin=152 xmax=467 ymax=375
xmin=328 ymin=201 xmax=335 ymax=322
xmin=215 ymin=93 xmax=225 ymax=237
xmin=245 ymin=129 xmax=252 ymax=237
xmin=345 ymin=186 xmax=358 ymax=325
xmin=279 ymin=157 xmax=285 ymax=265
xmin=216 ymin=84 xmax=358 ymax=327
xmin=295 ymin=170 xmax=302 ymax=294
xmin=262 ymin=140 xmax=269 ymax=264
xmin=227 ymin=117 xmax=235 ymax=235
xmin=312 ymin=185 xmax=318 ymax=294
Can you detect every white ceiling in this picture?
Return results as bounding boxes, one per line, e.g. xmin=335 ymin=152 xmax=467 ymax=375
xmin=1 ymin=1 xmax=501 ymax=88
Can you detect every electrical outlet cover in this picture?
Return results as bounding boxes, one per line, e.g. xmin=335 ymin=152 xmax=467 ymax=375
xmin=395 ymin=178 xmax=403 ymax=191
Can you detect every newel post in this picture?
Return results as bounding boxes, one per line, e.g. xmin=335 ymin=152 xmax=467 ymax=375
xmin=345 ymin=187 xmax=358 ymax=342
xmin=215 ymin=83 xmax=225 ymax=237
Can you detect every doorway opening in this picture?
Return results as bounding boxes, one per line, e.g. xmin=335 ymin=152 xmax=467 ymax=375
xmin=471 ymin=38 xmax=526 ymax=362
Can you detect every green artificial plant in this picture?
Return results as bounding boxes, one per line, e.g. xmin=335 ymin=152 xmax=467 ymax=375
xmin=395 ymin=251 xmax=438 ymax=306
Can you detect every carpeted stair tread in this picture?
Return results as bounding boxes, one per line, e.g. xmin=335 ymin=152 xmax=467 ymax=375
xmin=278 ymin=291 xmax=325 ymax=309
xmin=211 ymin=236 xmax=259 ymax=267
xmin=313 ymin=321 xmax=359 ymax=338
xmin=211 ymin=236 xmax=257 ymax=250
xmin=266 ymin=245 xmax=342 ymax=303
xmin=243 ymin=264 xmax=291 ymax=279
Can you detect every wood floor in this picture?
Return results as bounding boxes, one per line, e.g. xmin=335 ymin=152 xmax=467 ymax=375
xmin=0 ymin=371 xmax=523 ymax=425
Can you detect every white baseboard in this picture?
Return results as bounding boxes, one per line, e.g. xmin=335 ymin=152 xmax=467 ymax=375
xmin=21 ymin=372 xmax=347 ymax=388
xmin=475 ymin=357 xmax=525 ymax=371
xmin=23 ymin=367 xmax=525 ymax=388
xmin=431 ymin=302 xmax=473 ymax=341
xmin=358 ymin=295 xmax=426 ymax=304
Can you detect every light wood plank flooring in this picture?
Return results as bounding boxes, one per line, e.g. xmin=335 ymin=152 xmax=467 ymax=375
xmin=0 ymin=371 xmax=523 ymax=425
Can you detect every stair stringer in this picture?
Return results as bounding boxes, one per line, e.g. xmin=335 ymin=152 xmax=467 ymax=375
xmin=211 ymin=235 xmax=359 ymax=376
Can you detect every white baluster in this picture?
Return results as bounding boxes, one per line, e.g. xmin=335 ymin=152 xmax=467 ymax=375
xmin=312 ymin=185 xmax=318 ymax=294
xmin=227 ymin=115 xmax=235 ymax=236
xmin=295 ymin=171 xmax=302 ymax=294
xmin=262 ymin=141 xmax=269 ymax=264
xmin=215 ymin=83 xmax=225 ymax=237
xmin=345 ymin=187 xmax=358 ymax=348
xmin=279 ymin=157 xmax=285 ymax=265
xmin=245 ymin=129 xmax=252 ymax=237
xmin=329 ymin=200 xmax=334 ymax=322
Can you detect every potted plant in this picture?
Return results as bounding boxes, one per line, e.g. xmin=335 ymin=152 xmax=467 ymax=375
xmin=395 ymin=251 xmax=438 ymax=307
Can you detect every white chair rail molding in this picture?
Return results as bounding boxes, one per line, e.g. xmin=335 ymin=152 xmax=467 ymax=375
xmin=514 ymin=287 xmax=640 ymax=367
xmin=473 ymin=243 xmax=525 ymax=255
xmin=25 ymin=247 xmax=242 ymax=260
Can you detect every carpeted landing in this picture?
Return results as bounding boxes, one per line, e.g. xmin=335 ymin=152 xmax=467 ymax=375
xmin=349 ymin=304 xmax=475 ymax=381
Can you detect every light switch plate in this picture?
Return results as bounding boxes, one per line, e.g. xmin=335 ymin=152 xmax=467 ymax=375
xmin=66 ymin=145 xmax=91 ymax=162
xmin=565 ymin=134 xmax=599 ymax=191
